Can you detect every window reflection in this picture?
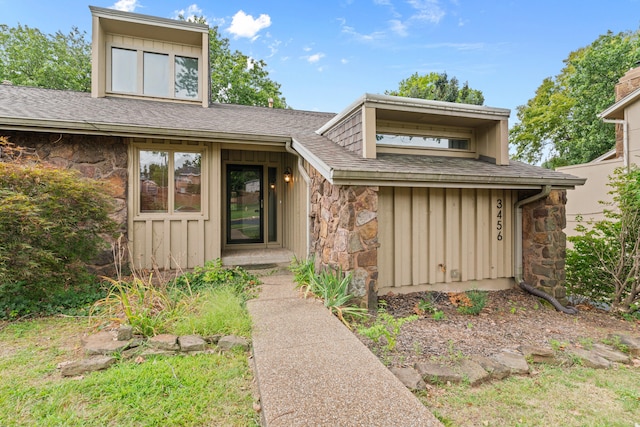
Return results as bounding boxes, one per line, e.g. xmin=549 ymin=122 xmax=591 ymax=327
xmin=376 ymin=134 xmax=469 ymax=150
xmin=175 ymin=56 xmax=199 ymax=99
xmin=143 ymin=52 xmax=169 ymax=97
xmin=174 ymin=152 xmax=201 ymax=212
xmin=140 ymin=151 xmax=169 ymax=212
xmin=111 ymin=48 xmax=137 ymax=93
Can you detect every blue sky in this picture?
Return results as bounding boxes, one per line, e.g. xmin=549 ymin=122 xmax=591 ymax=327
xmin=2 ymin=0 xmax=640 ymax=120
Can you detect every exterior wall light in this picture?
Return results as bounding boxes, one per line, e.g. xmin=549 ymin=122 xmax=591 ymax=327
xmin=283 ymin=167 xmax=292 ymax=183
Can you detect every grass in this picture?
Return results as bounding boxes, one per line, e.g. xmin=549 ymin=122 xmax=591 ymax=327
xmin=419 ymin=364 xmax=640 ymax=427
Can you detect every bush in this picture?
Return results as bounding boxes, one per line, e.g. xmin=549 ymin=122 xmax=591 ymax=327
xmin=566 ymin=167 xmax=640 ymax=314
xmin=0 ymin=138 xmax=116 ymax=318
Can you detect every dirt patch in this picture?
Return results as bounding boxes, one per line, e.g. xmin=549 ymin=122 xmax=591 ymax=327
xmin=357 ymin=288 xmax=639 ymax=367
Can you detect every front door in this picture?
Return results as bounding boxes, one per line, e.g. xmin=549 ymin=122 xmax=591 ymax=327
xmin=227 ymin=165 xmax=263 ymax=244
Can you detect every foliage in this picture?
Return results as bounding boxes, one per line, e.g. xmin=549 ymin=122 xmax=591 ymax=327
xmin=385 ymin=71 xmax=485 ymax=105
xmin=92 ymin=259 xmax=259 ymax=336
xmin=510 ymin=29 xmax=640 ymax=166
xmin=0 ymin=317 xmax=259 ymax=426
xmin=0 ymin=24 xmax=91 ymax=91
xmin=289 ymin=255 xmax=316 ymax=295
xmin=455 ymin=290 xmax=488 ymax=316
xmin=566 ymin=167 xmax=640 ymax=314
xmin=0 ymin=139 xmax=116 ymax=319
xmin=357 ymin=309 xmax=418 ymax=351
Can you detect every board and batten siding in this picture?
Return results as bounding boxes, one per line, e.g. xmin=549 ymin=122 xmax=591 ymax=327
xmin=378 ymin=187 xmax=514 ymax=293
xmin=128 ymin=139 xmax=220 ymax=270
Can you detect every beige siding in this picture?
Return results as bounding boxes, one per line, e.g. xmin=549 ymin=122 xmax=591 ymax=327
xmin=378 ymin=187 xmax=514 ymax=293
xmin=282 ymin=156 xmax=309 ymax=259
xmin=129 ymin=139 xmax=220 ymax=270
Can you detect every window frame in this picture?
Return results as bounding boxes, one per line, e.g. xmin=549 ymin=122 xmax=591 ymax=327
xmin=107 ymin=42 xmax=202 ymax=101
xmin=133 ymin=143 xmax=209 ymax=220
xmin=376 ymin=120 xmax=475 ymax=156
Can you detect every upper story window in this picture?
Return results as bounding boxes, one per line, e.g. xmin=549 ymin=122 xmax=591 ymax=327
xmin=376 ymin=134 xmax=470 ymax=150
xmin=110 ymin=47 xmax=199 ymax=100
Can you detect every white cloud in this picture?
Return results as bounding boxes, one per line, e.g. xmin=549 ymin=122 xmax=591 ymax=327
xmin=389 ymin=19 xmax=408 ymax=36
xmin=340 ymin=22 xmax=385 ymax=42
xmin=228 ymin=10 xmax=271 ymax=40
xmin=341 ymin=58 xmax=349 ymax=64
xmin=172 ymin=4 xmax=204 ymax=22
xmin=110 ymin=0 xmax=140 ymax=12
xmin=247 ymin=57 xmax=255 ymax=70
xmin=306 ymin=53 xmax=325 ymax=64
xmin=407 ymin=0 xmax=445 ymax=24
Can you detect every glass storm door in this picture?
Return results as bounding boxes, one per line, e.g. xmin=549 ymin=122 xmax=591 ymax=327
xmin=227 ymin=165 xmax=263 ymax=244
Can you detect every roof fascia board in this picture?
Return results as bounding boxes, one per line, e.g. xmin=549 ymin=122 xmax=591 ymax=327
xmin=89 ymin=6 xmax=209 ymax=33
xmin=316 ymin=95 xmax=365 ymax=135
xmin=290 ymin=138 xmax=334 ymax=183
xmin=598 ymin=86 xmax=640 ymax=119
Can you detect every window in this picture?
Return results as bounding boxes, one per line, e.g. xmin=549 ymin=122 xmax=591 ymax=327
xmin=110 ymin=47 xmax=199 ymax=100
xmin=376 ymin=133 xmax=470 ymax=150
xmin=139 ymin=149 xmax=202 ymax=214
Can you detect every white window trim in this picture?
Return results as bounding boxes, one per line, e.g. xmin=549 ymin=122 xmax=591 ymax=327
xmin=106 ymin=42 xmax=202 ymax=101
xmin=376 ymin=121 xmax=476 ymax=156
xmin=133 ymin=143 xmax=209 ymax=220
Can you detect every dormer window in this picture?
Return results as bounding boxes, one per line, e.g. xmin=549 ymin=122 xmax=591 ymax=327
xmin=109 ymin=46 xmax=199 ymax=100
xmin=376 ymin=134 xmax=470 ymax=150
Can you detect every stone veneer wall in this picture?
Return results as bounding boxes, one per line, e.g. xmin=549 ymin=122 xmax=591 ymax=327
xmin=4 ymin=131 xmax=128 ymax=275
xmin=521 ymin=189 xmax=569 ymax=304
xmin=309 ymin=168 xmax=379 ymax=308
xmin=322 ymin=111 xmax=363 ymax=155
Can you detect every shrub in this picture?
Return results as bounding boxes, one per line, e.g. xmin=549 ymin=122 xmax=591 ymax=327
xmin=566 ymin=167 xmax=640 ymax=314
xmin=358 ymin=310 xmax=418 ymax=351
xmin=0 ymin=138 xmax=116 ymax=318
xmin=456 ymin=290 xmax=488 ymax=315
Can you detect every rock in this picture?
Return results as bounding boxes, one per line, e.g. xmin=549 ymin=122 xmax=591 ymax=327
xmin=519 ymin=345 xmax=559 ymax=364
xmin=390 ymin=367 xmax=427 ymax=391
xmin=607 ymin=334 xmax=640 ymax=357
xmin=140 ymin=348 xmax=178 ymax=357
xmin=60 ymin=356 xmax=116 ymax=377
xmin=178 ymin=335 xmax=206 ymax=352
xmin=82 ymin=331 xmax=130 ymax=356
xmin=470 ymin=355 xmax=511 ymax=380
xmin=457 ymin=359 xmax=490 ymax=385
xmin=414 ymin=362 xmax=464 ymax=384
xmin=591 ymin=343 xmax=631 ymax=364
xmin=148 ymin=334 xmax=179 ymax=351
xmin=204 ymin=334 xmax=223 ymax=344
xmin=567 ymin=347 xmax=611 ymax=369
xmin=117 ymin=325 xmax=133 ymax=341
xmin=490 ymin=350 xmax=530 ymax=375
xmin=218 ymin=335 xmax=250 ymax=351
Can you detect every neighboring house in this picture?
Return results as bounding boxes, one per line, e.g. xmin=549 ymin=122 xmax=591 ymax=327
xmin=559 ymin=65 xmax=640 ymax=238
xmin=0 ymin=6 xmax=585 ymax=306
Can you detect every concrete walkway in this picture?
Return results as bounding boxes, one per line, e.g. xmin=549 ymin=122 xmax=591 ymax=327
xmin=247 ymin=273 xmax=442 ymax=427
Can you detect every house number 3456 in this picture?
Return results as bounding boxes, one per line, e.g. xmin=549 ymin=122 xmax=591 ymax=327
xmin=496 ymin=199 xmax=503 ymax=241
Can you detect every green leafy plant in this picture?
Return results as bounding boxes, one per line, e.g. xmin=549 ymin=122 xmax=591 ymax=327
xmin=418 ymin=296 xmax=437 ymax=314
xmin=310 ymin=268 xmax=368 ymax=328
xmin=456 ymin=290 xmax=488 ymax=315
xmin=432 ymin=310 xmax=446 ymax=321
xmin=289 ymin=255 xmax=316 ymax=296
xmin=358 ymin=309 xmax=418 ymax=351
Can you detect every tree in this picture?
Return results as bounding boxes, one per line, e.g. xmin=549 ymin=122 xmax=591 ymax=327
xmin=566 ymin=167 xmax=640 ymax=315
xmin=0 ymin=24 xmax=91 ymax=91
xmin=385 ymin=72 xmax=485 ymax=105
xmin=510 ymin=30 xmax=640 ymax=167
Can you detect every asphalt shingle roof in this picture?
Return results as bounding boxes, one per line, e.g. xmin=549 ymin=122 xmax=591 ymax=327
xmin=0 ymin=84 xmax=584 ymax=188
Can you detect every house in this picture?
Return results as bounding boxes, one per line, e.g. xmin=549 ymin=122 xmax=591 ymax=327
xmin=0 ymin=6 xmax=585 ymax=307
xmin=559 ymin=65 xmax=640 ymax=238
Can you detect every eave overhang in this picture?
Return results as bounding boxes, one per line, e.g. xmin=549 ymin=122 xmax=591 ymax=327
xmin=598 ymin=86 xmax=640 ymax=120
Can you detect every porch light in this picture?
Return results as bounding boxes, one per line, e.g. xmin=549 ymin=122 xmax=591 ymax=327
xmin=283 ymin=167 xmax=292 ymax=183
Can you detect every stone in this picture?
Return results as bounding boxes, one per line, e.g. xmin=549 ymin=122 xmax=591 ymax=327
xmin=82 ymin=331 xmax=130 ymax=356
xmin=470 ymin=355 xmax=511 ymax=380
xmin=349 ymin=268 xmax=369 ymax=298
xmin=347 ymin=232 xmax=364 ymax=253
xmin=357 ymin=249 xmax=377 ymax=268
xmin=148 ymin=334 xmax=179 ymax=351
xmin=519 ymin=345 xmax=559 ymax=364
xmin=204 ymin=334 xmax=223 ymax=344
xmin=140 ymin=348 xmax=178 ymax=357
xmin=60 ymin=356 xmax=116 ymax=377
xmin=591 ymin=343 xmax=631 ymax=364
xmin=356 ymin=210 xmax=376 ymax=226
xmin=414 ymin=362 xmax=464 ymax=384
xmin=218 ymin=335 xmax=250 ymax=351
xmin=607 ymin=334 xmax=640 ymax=356
xmin=456 ymin=359 xmax=490 ymax=385
xmin=178 ymin=335 xmax=206 ymax=352
xmin=338 ymin=205 xmax=355 ymax=229
xmin=359 ymin=219 xmax=378 ymax=241
xmin=390 ymin=367 xmax=426 ymax=391
xmin=490 ymin=350 xmax=530 ymax=375
xmin=117 ymin=325 xmax=133 ymax=341
xmin=567 ymin=347 xmax=611 ymax=369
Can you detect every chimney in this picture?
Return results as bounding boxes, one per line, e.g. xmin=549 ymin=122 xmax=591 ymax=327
xmin=268 ymin=97 xmax=274 ymax=108
xmin=613 ymin=63 xmax=640 ymax=158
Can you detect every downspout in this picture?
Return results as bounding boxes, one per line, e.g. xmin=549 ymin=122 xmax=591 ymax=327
xmin=602 ymin=118 xmax=629 ymax=171
xmin=285 ymin=140 xmax=311 ymax=256
xmin=514 ymin=185 xmax=578 ymax=314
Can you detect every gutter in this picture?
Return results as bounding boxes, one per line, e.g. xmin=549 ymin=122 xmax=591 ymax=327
xmin=602 ymin=118 xmax=629 ymax=171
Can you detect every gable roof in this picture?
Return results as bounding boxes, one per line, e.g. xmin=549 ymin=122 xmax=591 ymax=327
xmin=599 ymin=86 xmax=640 ymax=120
xmin=0 ymin=84 xmax=584 ymax=189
